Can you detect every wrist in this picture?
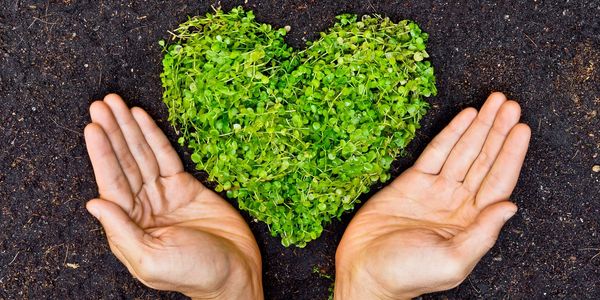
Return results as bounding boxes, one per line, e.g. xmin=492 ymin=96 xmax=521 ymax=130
xmin=188 ymin=251 xmax=263 ymax=300
xmin=334 ymin=267 xmax=412 ymax=300
xmin=188 ymin=275 xmax=262 ymax=300
xmin=188 ymin=271 xmax=263 ymax=300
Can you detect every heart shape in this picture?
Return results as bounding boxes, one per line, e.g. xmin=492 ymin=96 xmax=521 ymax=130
xmin=160 ymin=7 xmax=436 ymax=247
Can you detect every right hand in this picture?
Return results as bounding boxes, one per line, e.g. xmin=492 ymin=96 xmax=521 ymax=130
xmin=334 ymin=92 xmax=531 ymax=299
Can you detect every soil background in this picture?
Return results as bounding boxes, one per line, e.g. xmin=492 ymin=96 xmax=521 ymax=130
xmin=1 ymin=0 xmax=599 ymax=299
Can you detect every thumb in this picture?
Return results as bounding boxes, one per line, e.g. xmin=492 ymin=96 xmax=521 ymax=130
xmin=453 ymin=201 xmax=517 ymax=262
xmin=86 ymin=198 xmax=146 ymax=258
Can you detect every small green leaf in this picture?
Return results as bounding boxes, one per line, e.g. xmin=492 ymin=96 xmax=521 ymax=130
xmin=191 ymin=153 xmax=202 ymax=163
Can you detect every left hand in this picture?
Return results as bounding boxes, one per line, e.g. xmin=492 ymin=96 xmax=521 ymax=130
xmin=84 ymin=94 xmax=263 ymax=299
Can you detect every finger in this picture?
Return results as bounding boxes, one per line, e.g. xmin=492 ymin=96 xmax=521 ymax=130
xmin=475 ymin=123 xmax=531 ymax=208
xmin=463 ymin=101 xmax=521 ymax=192
xmin=84 ymin=124 xmax=134 ymax=211
xmin=452 ymin=201 xmax=517 ymax=263
xmin=86 ymin=198 xmax=146 ymax=264
xmin=90 ymin=101 xmax=143 ymax=192
xmin=413 ymin=107 xmax=478 ymax=174
xmin=103 ymin=94 xmax=160 ymax=182
xmin=131 ymin=107 xmax=184 ymax=177
xmin=440 ymin=92 xmax=507 ymax=181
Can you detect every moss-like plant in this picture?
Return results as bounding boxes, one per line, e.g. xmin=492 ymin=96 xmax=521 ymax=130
xmin=160 ymin=7 xmax=436 ymax=247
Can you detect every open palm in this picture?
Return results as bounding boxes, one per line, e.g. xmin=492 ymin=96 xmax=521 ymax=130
xmin=84 ymin=94 xmax=262 ymax=299
xmin=335 ymin=93 xmax=531 ymax=299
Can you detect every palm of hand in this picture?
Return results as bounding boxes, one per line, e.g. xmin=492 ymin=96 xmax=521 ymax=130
xmin=85 ymin=94 xmax=261 ymax=299
xmin=336 ymin=93 xmax=531 ymax=299
xmin=125 ymin=172 xmax=259 ymax=296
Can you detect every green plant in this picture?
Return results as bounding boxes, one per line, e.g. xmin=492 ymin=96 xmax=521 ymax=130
xmin=160 ymin=7 xmax=436 ymax=247
xmin=311 ymin=265 xmax=335 ymax=299
xmin=312 ymin=265 xmax=333 ymax=280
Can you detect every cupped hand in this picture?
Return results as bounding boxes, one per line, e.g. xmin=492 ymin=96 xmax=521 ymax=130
xmin=84 ymin=94 xmax=263 ymax=299
xmin=335 ymin=92 xmax=531 ymax=299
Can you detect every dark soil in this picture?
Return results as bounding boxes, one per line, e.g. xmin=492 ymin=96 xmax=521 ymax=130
xmin=1 ymin=1 xmax=599 ymax=299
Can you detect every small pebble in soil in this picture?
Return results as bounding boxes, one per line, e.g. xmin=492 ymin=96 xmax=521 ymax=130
xmin=592 ymin=165 xmax=600 ymax=173
xmin=66 ymin=263 xmax=80 ymax=269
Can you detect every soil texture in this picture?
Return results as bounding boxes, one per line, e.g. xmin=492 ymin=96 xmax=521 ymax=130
xmin=1 ymin=0 xmax=599 ymax=299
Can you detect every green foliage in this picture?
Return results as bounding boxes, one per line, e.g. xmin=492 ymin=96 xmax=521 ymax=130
xmin=160 ymin=7 xmax=436 ymax=247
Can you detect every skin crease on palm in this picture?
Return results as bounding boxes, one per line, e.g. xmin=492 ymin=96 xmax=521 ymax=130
xmin=84 ymin=92 xmax=530 ymax=299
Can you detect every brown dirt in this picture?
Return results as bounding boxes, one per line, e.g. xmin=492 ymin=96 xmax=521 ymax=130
xmin=1 ymin=1 xmax=599 ymax=299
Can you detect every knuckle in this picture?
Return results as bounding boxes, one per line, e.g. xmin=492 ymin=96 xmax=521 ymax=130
xmin=477 ymin=150 xmax=489 ymax=165
xmin=105 ymin=124 xmax=121 ymax=136
xmin=160 ymin=140 xmax=173 ymax=152
xmin=475 ymin=114 xmax=494 ymax=128
xmin=486 ymin=171 xmax=507 ymax=194
xmin=428 ymin=139 xmax=445 ymax=154
xmin=447 ymin=122 xmax=462 ymax=136
xmin=113 ymin=172 xmax=128 ymax=187
xmin=118 ymin=153 xmax=137 ymax=171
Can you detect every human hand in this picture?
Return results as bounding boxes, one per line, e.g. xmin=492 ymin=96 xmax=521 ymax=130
xmin=84 ymin=94 xmax=263 ymax=299
xmin=334 ymin=92 xmax=531 ymax=299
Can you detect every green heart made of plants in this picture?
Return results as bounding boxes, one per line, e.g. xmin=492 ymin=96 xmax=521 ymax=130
xmin=160 ymin=7 xmax=436 ymax=247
